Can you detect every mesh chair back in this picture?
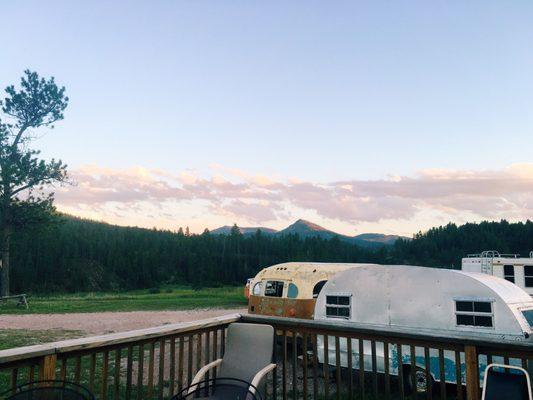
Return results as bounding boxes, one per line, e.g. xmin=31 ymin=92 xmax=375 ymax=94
xmin=217 ymin=323 xmax=274 ymax=384
xmin=482 ymin=365 xmax=531 ymax=400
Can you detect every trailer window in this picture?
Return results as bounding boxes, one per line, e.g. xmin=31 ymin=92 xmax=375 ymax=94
xmin=525 ymin=266 xmax=533 ymax=287
xmin=522 ymin=310 xmax=533 ymax=328
xmin=455 ymin=301 xmax=493 ymax=328
xmin=504 ymin=265 xmax=515 ymax=283
xmin=252 ymin=282 xmax=262 ymax=296
xmin=287 ymin=283 xmax=299 ymax=299
xmin=264 ymin=281 xmax=284 ymax=297
xmin=326 ymin=295 xmax=351 ymax=319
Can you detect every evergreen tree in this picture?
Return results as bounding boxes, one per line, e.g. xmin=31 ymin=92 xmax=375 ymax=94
xmin=0 ymin=71 xmax=69 ymax=295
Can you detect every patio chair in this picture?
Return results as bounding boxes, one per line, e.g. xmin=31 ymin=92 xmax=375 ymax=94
xmin=174 ymin=322 xmax=275 ymax=400
xmin=173 ymin=378 xmax=263 ymax=400
xmin=0 ymin=380 xmax=95 ymax=400
xmin=481 ymin=363 xmax=532 ymax=400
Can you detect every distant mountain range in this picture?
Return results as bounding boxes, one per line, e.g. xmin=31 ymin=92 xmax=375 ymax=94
xmin=211 ymin=219 xmax=408 ymax=247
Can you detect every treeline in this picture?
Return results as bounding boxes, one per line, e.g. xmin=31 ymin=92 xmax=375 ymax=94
xmin=9 ymin=217 xmax=382 ymax=293
xmin=8 ymin=217 xmax=533 ymax=293
xmin=393 ymin=220 xmax=533 ymax=268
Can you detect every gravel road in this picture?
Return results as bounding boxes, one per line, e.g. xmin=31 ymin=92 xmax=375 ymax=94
xmin=0 ymin=308 xmax=247 ymax=335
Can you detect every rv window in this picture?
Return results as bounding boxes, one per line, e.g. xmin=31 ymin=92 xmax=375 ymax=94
xmin=326 ymin=306 xmax=350 ymax=318
xmin=326 ymin=295 xmax=351 ymax=319
xmin=525 ymin=266 xmax=533 ymax=287
xmin=264 ymin=281 xmax=284 ymax=297
xmin=339 ymin=296 xmax=350 ymax=305
xmin=456 ymin=301 xmax=474 ymax=312
xmin=474 ymin=315 xmax=493 ymax=327
xmin=504 ymin=265 xmax=515 ymax=283
xmin=456 ymin=314 xmax=474 ymax=326
xmin=455 ymin=300 xmax=493 ymax=328
xmin=474 ymin=302 xmax=492 ymax=313
xmin=326 ymin=295 xmax=350 ymax=305
xmin=287 ymin=283 xmax=299 ymax=299
xmin=252 ymin=282 xmax=262 ymax=296
xmin=313 ymin=280 xmax=327 ymax=298
xmin=522 ymin=310 xmax=533 ymax=327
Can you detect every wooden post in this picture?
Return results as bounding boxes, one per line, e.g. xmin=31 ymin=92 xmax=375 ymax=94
xmin=38 ymin=354 xmax=57 ymax=381
xmin=465 ymin=345 xmax=480 ymax=400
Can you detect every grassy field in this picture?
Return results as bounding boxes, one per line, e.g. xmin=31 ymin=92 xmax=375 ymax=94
xmin=0 ymin=285 xmax=246 ymax=314
xmin=0 ymin=329 xmax=84 ymax=350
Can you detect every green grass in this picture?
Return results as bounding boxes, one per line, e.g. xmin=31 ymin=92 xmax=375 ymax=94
xmin=0 ymin=329 xmax=84 ymax=350
xmin=0 ymin=285 xmax=247 ymax=314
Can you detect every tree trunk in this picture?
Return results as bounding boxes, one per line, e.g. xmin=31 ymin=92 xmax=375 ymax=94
xmin=0 ymin=226 xmax=10 ymax=297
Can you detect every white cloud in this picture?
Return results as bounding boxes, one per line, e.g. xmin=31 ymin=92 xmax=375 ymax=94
xmin=54 ymin=163 xmax=533 ymax=233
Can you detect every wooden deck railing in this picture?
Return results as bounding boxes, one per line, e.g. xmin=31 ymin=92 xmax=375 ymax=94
xmin=0 ymin=314 xmax=239 ymax=400
xmin=2 ymin=313 xmax=533 ymax=400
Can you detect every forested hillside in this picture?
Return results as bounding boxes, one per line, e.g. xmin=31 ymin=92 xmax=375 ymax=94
xmin=9 ymin=217 xmax=382 ymax=293
xmin=8 ymin=217 xmax=533 ymax=293
xmin=392 ymin=220 xmax=533 ymax=268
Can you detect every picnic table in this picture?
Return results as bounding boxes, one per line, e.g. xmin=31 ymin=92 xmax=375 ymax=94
xmin=0 ymin=293 xmax=28 ymax=309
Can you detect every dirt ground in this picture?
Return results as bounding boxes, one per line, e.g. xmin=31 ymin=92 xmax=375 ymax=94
xmin=0 ymin=307 xmax=247 ymax=335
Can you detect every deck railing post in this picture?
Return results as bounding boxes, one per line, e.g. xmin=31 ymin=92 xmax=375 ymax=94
xmin=38 ymin=354 xmax=57 ymax=382
xmin=465 ymin=345 xmax=480 ymax=400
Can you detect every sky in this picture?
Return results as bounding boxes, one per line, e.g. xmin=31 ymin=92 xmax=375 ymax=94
xmin=2 ymin=1 xmax=533 ymax=236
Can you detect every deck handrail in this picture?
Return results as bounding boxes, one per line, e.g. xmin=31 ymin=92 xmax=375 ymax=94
xmin=241 ymin=314 xmax=533 ymax=352
xmin=3 ymin=312 xmax=533 ymax=364
xmin=0 ymin=313 xmax=240 ymax=364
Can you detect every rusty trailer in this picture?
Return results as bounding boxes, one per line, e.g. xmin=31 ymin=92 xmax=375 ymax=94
xmin=247 ymin=262 xmax=378 ymax=319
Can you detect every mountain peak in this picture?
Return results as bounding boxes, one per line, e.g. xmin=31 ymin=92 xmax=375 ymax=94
xmin=280 ymin=219 xmax=334 ymax=236
xmin=291 ymin=219 xmax=328 ymax=230
xmin=211 ymin=218 xmax=407 ymax=247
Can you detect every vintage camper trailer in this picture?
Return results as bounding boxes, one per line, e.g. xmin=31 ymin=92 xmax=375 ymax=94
xmin=248 ymin=262 xmax=377 ymax=318
xmin=315 ymin=264 xmax=533 ymax=393
xmin=462 ymin=251 xmax=533 ymax=296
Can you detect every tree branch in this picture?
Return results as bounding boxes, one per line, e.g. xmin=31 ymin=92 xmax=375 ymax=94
xmin=11 ymin=123 xmax=29 ymax=149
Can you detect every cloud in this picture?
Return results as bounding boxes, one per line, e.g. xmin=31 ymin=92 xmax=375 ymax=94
xmin=55 ymin=163 xmax=533 ymax=228
xmin=209 ymin=200 xmax=281 ymax=223
xmin=57 ymin=165 xmax=189 ymax=205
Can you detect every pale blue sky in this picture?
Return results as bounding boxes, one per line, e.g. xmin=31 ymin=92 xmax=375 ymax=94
xmin=2 ymin=1 xmax=533 ymax=234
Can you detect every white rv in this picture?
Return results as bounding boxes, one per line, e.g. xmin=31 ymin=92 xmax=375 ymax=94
xmin=314 ymin=264 xmax=533 ymax=393
xmin=462 ymin=251 xmax=533 ymax=296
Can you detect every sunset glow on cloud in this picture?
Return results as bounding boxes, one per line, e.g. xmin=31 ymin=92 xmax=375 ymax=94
xmin=54 ymin=163 xmax=533 ymax=236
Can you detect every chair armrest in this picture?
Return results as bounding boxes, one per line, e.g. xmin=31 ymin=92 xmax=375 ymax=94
xmin=249 ymin=363 xmax=276 ymax=395
xmin=188 ymin=358 xmax=223 ymax=394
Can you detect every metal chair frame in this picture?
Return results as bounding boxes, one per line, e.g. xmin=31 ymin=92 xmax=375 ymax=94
xmin=481 ymin=363 xmax=532 ymax=400
xmin=172 ymin=377 xmax=263 ymax=400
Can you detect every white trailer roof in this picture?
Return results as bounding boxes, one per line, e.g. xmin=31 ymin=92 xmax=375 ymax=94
xmin=316 ymin=264 xmax=533 ymax=338
xmin=456 ymin=270 xmax=532 ymax=304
